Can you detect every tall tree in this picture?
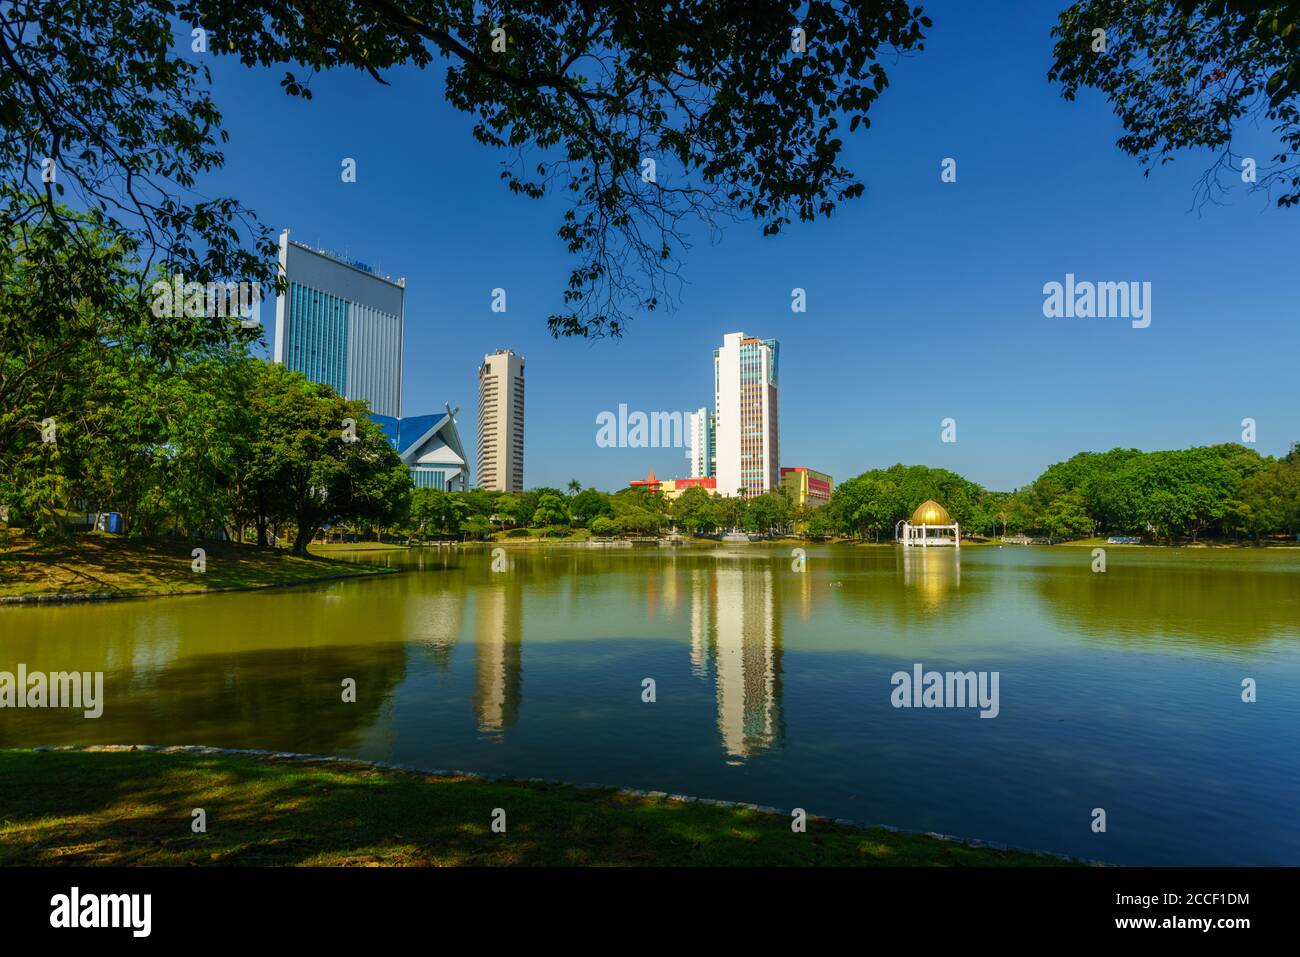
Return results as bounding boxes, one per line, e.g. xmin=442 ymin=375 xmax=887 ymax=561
xmin=532 ymin=490 xmax=571 ymax=526
xmin=671 ymin=485 xmax=720 ymax=535
xmin=570 ymin=487 xmax=612 ymax=526
xmin=0 ymin=215 xmax=143 ymax=483
xmin=243 ymin=363 xmax=411 ymax=554
xmin=409 ymin=486 xmax=468 ymax=538
xmin=0 ymin=212 xmax=253 ymax=537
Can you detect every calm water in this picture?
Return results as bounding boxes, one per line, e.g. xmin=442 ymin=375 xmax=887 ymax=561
xmin=3 ymin=544 xmax=1299 ymax=865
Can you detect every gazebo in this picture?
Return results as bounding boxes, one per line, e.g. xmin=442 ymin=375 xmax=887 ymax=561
xmin=897 ymin=500 xmax=960 ymax=547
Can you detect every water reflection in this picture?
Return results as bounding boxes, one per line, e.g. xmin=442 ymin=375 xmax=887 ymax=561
xmin=1033 ymin=550 xmax=1300 ymax=646
xmin=688 ymin=567 xmax=710 ymax=678
xmin=899 ymin=547 xmax=961 ymax=611
xmin=0 ymin=636 xmax=408 ymax=754
xmin=472 ymin=581 xmax=523 ymax=737
xmin=403 ymin=577 xmax=465 ymax=670
xmin=4 ymin=544 xmax=1298 ymax=864
xmin=688 ymin=561 xmax=784 ymax=761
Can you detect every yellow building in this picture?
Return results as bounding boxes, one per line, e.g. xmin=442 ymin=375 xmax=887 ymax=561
xmin=779 ymin=467 xmax=833 ymax=508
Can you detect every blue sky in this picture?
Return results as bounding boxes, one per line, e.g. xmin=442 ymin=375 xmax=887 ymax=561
xmin=197 ymin=1 xmax=1298 ymax=492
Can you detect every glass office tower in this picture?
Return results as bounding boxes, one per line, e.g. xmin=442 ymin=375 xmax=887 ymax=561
xmin=273 ymin=229 xmax=405 ymax=418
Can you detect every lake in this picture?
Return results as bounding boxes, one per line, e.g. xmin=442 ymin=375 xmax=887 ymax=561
xmin=3 ymin=543 xmax=1298 ymax=864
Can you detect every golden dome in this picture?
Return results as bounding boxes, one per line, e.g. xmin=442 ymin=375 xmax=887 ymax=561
xmin=911 ymin=500 xmax=952 ymax=526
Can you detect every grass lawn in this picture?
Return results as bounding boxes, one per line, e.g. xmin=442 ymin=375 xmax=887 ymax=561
xmin=0 ymin=749 xmax=1076 ymax=867
xmin=0 ymin=532 xmax=395 ymax=600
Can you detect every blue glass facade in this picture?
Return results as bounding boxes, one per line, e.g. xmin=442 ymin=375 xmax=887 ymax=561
xmin=274 ymin=234 xmax=404 ymax=418
xmin=284 ymin=282 xmax=349 ymax=397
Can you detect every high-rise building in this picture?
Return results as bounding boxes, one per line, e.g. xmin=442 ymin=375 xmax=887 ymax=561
xmin=714 ymin=332 xmax=779 ymax=497
xmin=688 ymin=407 xmax=715 ymax=479
xmin=477 ymin=349 xmax=525 ymax=492
xmin=274 ymin=229 xmax=470 ymax=494
xmin=273 ymin=229 xmax=404 ymax=417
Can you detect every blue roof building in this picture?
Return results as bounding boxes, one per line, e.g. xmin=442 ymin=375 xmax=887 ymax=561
xmin=371 ymin=407 xmax=469 ymax=491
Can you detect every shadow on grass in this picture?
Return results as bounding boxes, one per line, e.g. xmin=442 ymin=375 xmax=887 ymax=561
xmin=0 ymin=751 xmax=1075 ymax=867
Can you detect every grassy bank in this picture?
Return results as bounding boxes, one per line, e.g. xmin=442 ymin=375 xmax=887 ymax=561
xmin=1054 ymin=535 xmax=1299 ymax=547
xmin=0 ymin=749 xmax=1073 ymax=867
xmin=491 ymin=528 xmax=592 ymax=543
xmin=0 ymin=532 xmax=395 ymax=600
xmin=308 ymin=541 xmax=412 ymax=553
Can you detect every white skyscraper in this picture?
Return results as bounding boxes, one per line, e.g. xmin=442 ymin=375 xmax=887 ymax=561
xmin=688 ymin=407 xmax=715 ymax=479
xmin=713 ymin=332 xmax=779 ymax=497
xmin=477 ymin=349 xmax=525 ymax=492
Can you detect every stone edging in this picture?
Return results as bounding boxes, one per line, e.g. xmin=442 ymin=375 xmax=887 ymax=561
xmin=21 ymin=744 xmax=1106 ymax=865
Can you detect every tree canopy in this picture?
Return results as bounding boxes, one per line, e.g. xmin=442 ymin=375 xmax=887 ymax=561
xmin=1049 ymin=0 xmax=1300 ymax=209
xmin=6 ymin=1 xmax=1297 ymax=347
xmin=1 ymin=0 xmax=931 ymax=339
xmin=814 ymin=444 xmax=1299 ymax=543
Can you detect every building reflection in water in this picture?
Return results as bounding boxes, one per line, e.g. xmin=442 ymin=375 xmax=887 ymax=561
xmin=404 ymin=583 xmax=465 ymax=672
xmin=689 ymin=567 xmax=711 ymax=677
xmin=690 ymin=561 xmax=784 ymax=762
xmin=899 ymin=546 xmax=961 ymax=610
xmin=472 ymin=581 xmax=523 ymax=737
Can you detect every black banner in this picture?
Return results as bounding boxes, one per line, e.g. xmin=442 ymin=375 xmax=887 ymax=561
xmin=0 ymin=866 xmax=1279 ymax=942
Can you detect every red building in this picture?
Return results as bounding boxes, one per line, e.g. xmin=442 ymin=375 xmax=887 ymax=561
xmin=628 ymin=471 xmax=717 ymax=500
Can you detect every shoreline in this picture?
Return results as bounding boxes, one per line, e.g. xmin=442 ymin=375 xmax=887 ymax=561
xmin=0 ymin=533 xmax=399 ymax=605
xmin=0 ymin=567 xmax=400 ymax=606
xmin=2 ymin=745 xmax=1097 ymax=867
xmin=5 ymin=533 xmax=1294 ymax=606
xmin=345 ymin=536 xmax=1297 ymax=549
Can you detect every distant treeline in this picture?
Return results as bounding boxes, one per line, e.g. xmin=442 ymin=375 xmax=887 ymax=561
xmin=405 ymin=483 xmax=795 ymax=540
xmin=822 ymin=446 xmax=1300 ymax=542
xmin=403 ymin=443 xmax=1300 ymax=544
